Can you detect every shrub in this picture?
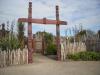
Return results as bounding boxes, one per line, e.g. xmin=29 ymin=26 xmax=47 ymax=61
xmin=17 ymin=22 xmax=25 ymax=50
xmin=46 ymin=43 xmax=57 ymax=55
xmin=0 ymin=35 xmax=20 ymax=51
xmin=67 ymin=51 xmax=100 ymax=61
xmin=0 ymin=37 xmax=9 ymax=51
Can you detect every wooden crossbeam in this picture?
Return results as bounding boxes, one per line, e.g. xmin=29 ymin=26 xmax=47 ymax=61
xmin=18 ymin=18 xmax=67 ymax=25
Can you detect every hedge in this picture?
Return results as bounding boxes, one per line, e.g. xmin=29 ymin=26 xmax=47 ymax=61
xmin=67 ymin=51 xmax=100 ymax=61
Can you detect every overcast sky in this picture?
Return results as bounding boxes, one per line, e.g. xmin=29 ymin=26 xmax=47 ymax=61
xmin=0 ymin=0 xmax=100 ymax=36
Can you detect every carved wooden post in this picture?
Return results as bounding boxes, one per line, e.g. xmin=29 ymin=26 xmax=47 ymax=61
xmin=28 ymin=2 xmax=33 ymax=63
xmin=56 ymin=5 xmax=61 ymax=60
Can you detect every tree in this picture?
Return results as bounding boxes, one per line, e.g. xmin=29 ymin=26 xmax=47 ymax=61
xmin=0 ymin=37 xmax=9 ymax=51
xmin=44 ymin=32 xmax=53 ymax=46
xmin=17 ymin=22 xmax=25 ymax=50
xmin=75 ymin=30 xmax=86 ymax=42
xmin=97 ymin=30 xmax=100 ymax=39
xmin=43 ymin=32 xmax=57 ymax=55
xmin=0 ymin=21 xmax=19 ymax=51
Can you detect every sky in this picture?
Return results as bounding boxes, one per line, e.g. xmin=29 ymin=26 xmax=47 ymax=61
xmin=0 ymin=0 xmax=100 ymax=36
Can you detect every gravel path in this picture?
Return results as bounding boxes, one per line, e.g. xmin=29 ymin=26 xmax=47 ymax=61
xmin=0 ymin=54 xmax=100 ymax=75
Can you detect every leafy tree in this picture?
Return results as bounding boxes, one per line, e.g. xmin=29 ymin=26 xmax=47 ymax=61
xmin=0 ymin=21 xmax=19 ymax=51
xmin=0 ymin=37 xmax=9 ymax=51
xmin=17 ymin=22 xmax=25 ymax=50
xmin=9 ymin=35 xmax=19 ymax=50
xmin=43 ymin=32 xmax=56 ymax=55
xmin=75 ymin=30 xmax=86 ymax=42
xmin=44 ymin=32 xmax=53 ymax=46
xmin=46 ymin=43 xmax=56 ymax=55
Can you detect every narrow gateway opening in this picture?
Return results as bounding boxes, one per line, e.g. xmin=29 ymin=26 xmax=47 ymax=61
xmin=33 ymin=31 xmax=57 ymax=60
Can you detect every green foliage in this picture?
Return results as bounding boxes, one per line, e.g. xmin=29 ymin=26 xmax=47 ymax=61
xmin=0 ymin=21 xmax=21 ymax=51
xmin=9 ymin=35 xmax=20 ymax=50
xmin=44 ymin=32 xmax=53 ymax=45
xmin=76 ymin=30 xmax=86 ymax=36
xmin=17 ymin=22 xmax=25 ymax=50
xmin=0 ymin=37 xmax=9 ymax=51
xmin=0 ymin=35 xmax=19 ymax=51
xmin=67 ymin=51 xmax=100 ymax=61
xmin=46 ymin=43 xmax=57 ymax=55
xmin=43 ymin=32 xmax=57 ymax=55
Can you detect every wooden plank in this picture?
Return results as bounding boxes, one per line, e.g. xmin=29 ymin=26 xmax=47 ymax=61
xmin=18 ymin=18 xmax=67 ymax=25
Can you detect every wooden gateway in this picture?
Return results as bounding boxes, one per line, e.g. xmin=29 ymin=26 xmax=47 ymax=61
xmin=18 ymin=1 xmax=67 ymax=63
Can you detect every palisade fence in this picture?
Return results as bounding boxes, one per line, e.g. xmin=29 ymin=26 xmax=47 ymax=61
xmin=60 ymin=41 xmax=87 ymax=61
xmin=58 ymin=39 xmax=100 ymax=61
xmin=66 ymin=42 xmax=86 ymax=54
xmin=0 ymin=48 xmax=28 ymax=68
xmin=65 ymin=40 xmax=100 ymax=55
xmin=85 ymin=39 xmax=100 ymax=52
xmin=61 ymin=37 xmax=87 ymax=55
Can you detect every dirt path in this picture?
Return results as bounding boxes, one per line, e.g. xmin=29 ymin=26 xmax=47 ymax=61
xmin=0 ymin=54 xmax=100 ymax=75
